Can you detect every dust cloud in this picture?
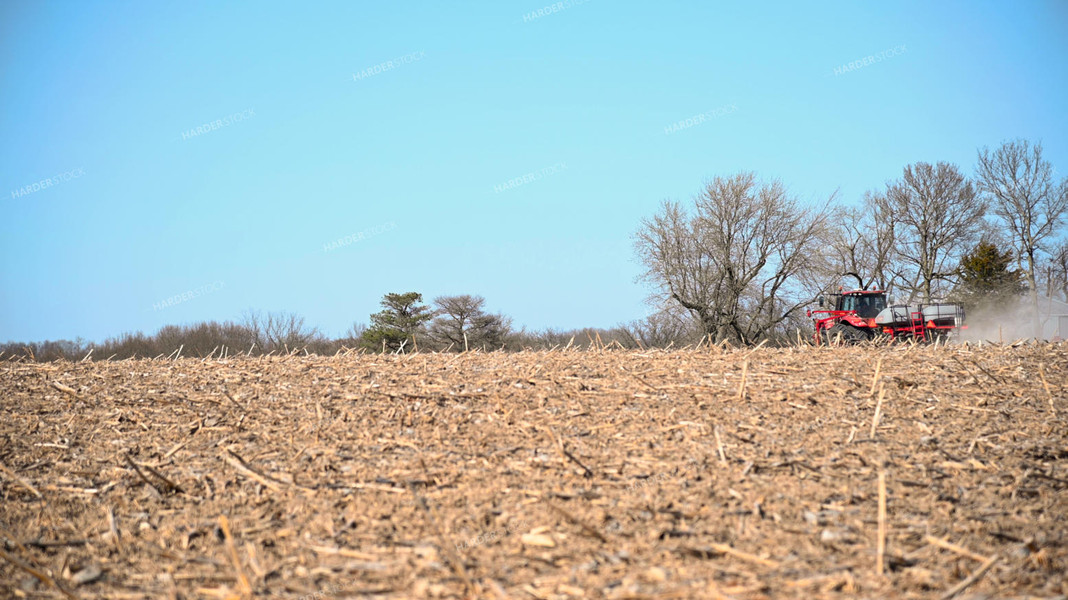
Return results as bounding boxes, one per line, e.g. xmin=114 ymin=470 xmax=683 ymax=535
xmin=959 ymin=296 xmax=1063 ymax=342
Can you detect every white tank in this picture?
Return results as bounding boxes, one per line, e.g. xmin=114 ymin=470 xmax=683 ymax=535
xmin=922 ymin=304 xmax=963 ymax=326
xmin=874 ymin=304 xmax=964 ymax=328
xmin=875 ymin=305 xmax=918 ymax=327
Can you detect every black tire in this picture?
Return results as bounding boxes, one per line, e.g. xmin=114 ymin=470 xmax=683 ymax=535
xmin=870 ymin=331 xmax=891 ymax=345
xmin=824 ymin=323 xmax=870 ymax=345
xmin=822 ymin=324 xmax=846 ymax=345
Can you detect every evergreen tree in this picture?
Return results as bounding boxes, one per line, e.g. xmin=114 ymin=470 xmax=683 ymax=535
xmin=361 ymin=292 xmax=433 ymax=352
xmin=953 ymin=241 xmax=1027 ymax=309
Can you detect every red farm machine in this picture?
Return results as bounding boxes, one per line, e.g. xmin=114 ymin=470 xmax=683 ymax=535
xmin=807 ymin=288 xmax=966 ymax=345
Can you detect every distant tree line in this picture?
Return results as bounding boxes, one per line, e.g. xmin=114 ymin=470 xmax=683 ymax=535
xmin=0 ymin=296 xmax=680 ymax=361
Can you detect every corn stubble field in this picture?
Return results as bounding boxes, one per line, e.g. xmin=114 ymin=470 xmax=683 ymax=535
xmin=0 ymin=344 xmax=1065 ymax=599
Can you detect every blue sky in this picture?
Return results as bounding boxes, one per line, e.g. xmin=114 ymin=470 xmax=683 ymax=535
xmin=2 ymin=0 xmax=1067 ymax=343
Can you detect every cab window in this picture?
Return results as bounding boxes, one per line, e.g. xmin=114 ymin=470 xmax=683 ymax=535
xmin=855 ymin=295 xmax=886 ymax=318
xmin=840 ymin=296 xmax=856 ymax=312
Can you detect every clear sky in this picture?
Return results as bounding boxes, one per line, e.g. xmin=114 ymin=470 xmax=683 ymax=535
xmin=2 ymin=0 xmax=1067 ymax=343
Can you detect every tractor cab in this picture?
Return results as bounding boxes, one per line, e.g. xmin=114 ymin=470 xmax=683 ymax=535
xmin=838 ymin=291 xmax=887 ymax=318
xmin=808 ymin=289 xmax=889 ymax=344
xmin=817 ymin=290 xmax=888 ymax=318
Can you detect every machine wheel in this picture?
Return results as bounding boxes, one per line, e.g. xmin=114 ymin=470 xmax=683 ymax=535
xmin=824 ymin=323 xmax=870 ymax=345
xmin=926 ymin=330 xmax=950 ymax=345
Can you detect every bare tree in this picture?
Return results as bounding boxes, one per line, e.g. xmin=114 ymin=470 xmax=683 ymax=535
xmin=626 ymin=307 xmax=701 ymax=348
xmin=976 ymin=140 xmax=1068 ymax=337
xmin=241 ymin=310 xmax=321 ymax=353
xmin=635 ymin=172 xmax=831 ymax=344
xmin=429 ymin=295 xmax=510 ymax=351
xmin=1048 ymin=242 xmax=1068 ymax=302
xmin=884 ymin=162 xmax=985 ymax=302
xmin=337 ymin=322 xmax=367 ymax=348
xmin=268 ymin=312 xmax=322 ymax=352
xmin=825 ymin=191 xmax=898 ymax=292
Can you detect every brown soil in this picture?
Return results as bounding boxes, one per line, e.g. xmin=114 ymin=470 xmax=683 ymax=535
xmin=1 ymin=343 xmax=1065 ymax=599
